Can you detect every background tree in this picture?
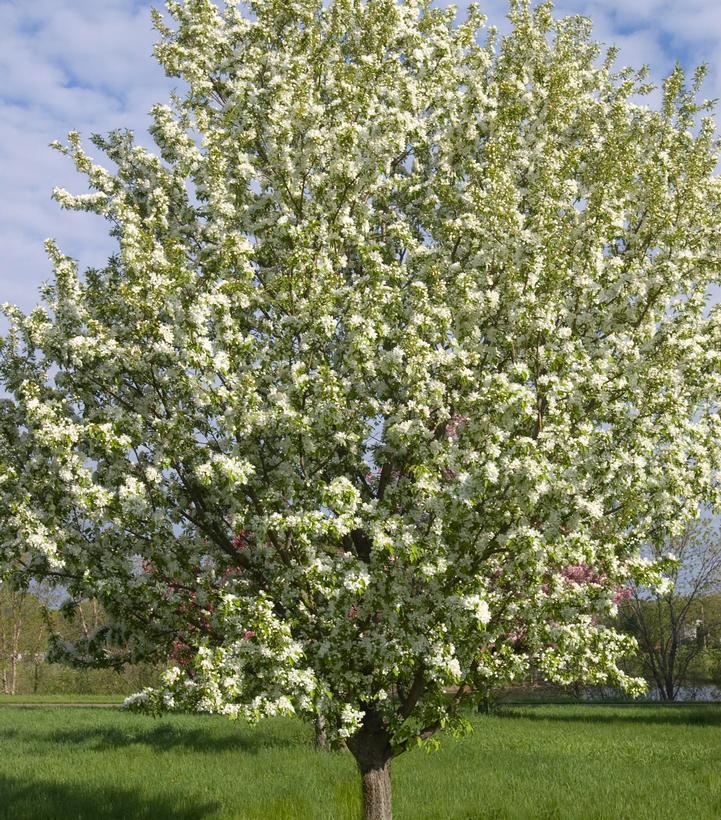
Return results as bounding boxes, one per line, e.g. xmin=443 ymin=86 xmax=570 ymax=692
xmin=620 ymin=516 xmax=721 ymax=701
xmin=0 ymin=582 xmax=51 ymax=695
xmin=3 ymin=1 xmax=721 ymax=818
xmin=0 ymin=584 xmax=28 ymax=695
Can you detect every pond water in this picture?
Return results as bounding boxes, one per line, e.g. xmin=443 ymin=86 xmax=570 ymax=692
xmin=584 ymin=684 xmax=721 ymax=702
xmin=645 ymin=685 xmax=721 ymax=702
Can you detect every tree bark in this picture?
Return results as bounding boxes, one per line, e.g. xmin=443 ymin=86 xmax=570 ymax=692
xmin=347 ymin=709 xmax=394 ymax=820
xmin=314 ymin=713 xmax=328 ymax=749
xmin=360 ymin=759 xmax=392 ymax=820
xmin=477 ymin=685 xmax=492 ymax=714
xmin=10 ymin=616 xmax=21 ymax=696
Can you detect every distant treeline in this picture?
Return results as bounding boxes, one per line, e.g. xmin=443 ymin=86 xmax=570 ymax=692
xmin=0 ymin=585 xmax=159 ymax=696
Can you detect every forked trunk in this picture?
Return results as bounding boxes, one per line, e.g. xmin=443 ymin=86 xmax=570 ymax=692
xmin=347 ymin=709 xmax=394 ymax=820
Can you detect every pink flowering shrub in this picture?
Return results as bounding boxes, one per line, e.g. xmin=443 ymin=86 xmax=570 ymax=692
xmin=561 ymin=564 xmax=605 ymax=585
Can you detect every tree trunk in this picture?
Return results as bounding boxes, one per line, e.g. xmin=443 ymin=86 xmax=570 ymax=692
xmin=360 ymin=759 xmax=392 ymax=820
xmin=478 ymin=685 xmax=492 ymax=715
xmin=347 ymin=709 xmax=394 ymax=820
xmin=314 ymin=714 xmax=328 ymax=749
xmin=10 ymin=617 xmax=21 ymax=696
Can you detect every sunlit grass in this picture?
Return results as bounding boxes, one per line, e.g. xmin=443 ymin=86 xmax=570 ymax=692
xmin=0 ymin=704 xmax=720 ymax=818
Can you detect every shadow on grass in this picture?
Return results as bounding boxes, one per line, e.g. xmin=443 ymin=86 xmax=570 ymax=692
xmin=0 ymin=773 xmax=219 ymax=819
xmin=495 ymin=704 xmax=721 ymax=728
xmin=1 ymin=720 xmax=306 ymax=755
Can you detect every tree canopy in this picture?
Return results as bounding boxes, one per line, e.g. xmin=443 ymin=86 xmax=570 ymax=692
xmin=3 ymin=0 xmax=721 ymax=817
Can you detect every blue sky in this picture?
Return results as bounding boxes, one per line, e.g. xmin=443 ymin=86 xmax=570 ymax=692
xmin=2 ymin=0 xmax=721 ymax=313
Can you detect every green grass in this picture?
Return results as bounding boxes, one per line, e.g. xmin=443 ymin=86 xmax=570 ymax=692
xmin=0 ymin=704 xmax=720 ymax=819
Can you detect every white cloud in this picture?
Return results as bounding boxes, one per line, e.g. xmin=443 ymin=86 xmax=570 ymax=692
xmin=0 ymin=0 xmax=174 ymax=314
xmin=1 ymin=0 xmax=720 ymax=316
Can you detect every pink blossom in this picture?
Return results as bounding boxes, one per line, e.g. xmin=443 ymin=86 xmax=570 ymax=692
xmin=613 ymin=586 xmax=633 ymax=603
xmin=232 ymin=531 xmax=248 ymax=551
xmin=169 ymin=639 xmax=194 ymax=667
xmin=561 ymin=564 xmax=604 ymax=585
xmin=445 ymin=414 xmax=467 ymax=440
xmin=242 ymin=629 xmax=256 ymax=640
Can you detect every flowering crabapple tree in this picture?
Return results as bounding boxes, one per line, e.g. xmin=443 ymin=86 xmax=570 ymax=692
xmin=3 ymin=0 xmax=721 ymax=816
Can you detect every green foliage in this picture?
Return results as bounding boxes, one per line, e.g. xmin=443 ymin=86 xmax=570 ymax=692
xmin=0 ymin=587 xmax=161 ymax=696
xmin=20 ymin=663 xmax=161 ymax=697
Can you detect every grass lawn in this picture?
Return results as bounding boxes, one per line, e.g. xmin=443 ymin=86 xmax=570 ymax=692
xmin=0 ymin=703 xmax=720 ymax=819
